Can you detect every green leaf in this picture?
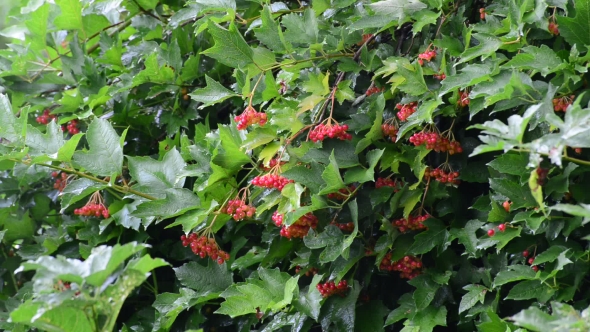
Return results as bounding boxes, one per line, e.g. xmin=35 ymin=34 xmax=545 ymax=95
xmin=487 ymin=153 xmax=529 ymax=176
xmin=558 ymin=0 xmax=590 ymax=51
xmin=502 ymin=45 xmax=566 ymax=76
xmin=132 ymin=188 xmax=200 ymax=220
xmin=190 ymin=75 xmax=238 ymax=109
xmin=532 ymin=246 xmax=567 ymax=266
xmin=368 ymin=0 xmax=427 ymax=22
xmin=10 ymin=303 xmax=96 ymax=332
xmin=505 ymin=280 xmax=554 ymax=301
xmin=282 ymin=9 xmax=318 ymax=45
xmin=528 ymin=168 xmax=545 ymax=212
xmin=408 ymin=219 xmax=447 ymax=255
xmin=318 ymin=151 xmax=346 ymax=195
xmin=490 ymin=178 xmax=537 ymax=209
xmin=132 ymin=53 xmax=175 ymax=87
xmin=450 ymin=220 xmax=483 ymax=256
xmin=412 ymin=10 xmax=440 ymax=35
xmin=493 ymin=265 xmax=536 ymax=287
xmin=319 ymin=281 xmax=360 ymax=331
xmin=0 ymin=93 xmax=24 ymax=144
xmin=59 ymin=178 xmax=106 ymax=210
xmin=355 ymin=94 xmax=385 ymax=153
xmin=511 ymin=307 xmax=558 ymax=331
xmin=456 ymin=34 xmax=502 ymax=65
xmin=213 ymin=125 xmax=252 ymax=172
xmin=403 ymin=305 xmax=447 ymax=332
xmin=201 ymin=22 xmax=254 ymax=68
xmin=25 ymin=121 xmax=64 ymax=156
xmin=354 ymin=300 xmax=389 ymax=332
xmin=458 ymin=284 xmax=487 ymax=314
xmin=282 ymin=162 xmax=325 ymax=194
xmin=54 ymin=0 xmax=83 ymax=32
xmin=195 ymin=0 xmax=236 ymax=13
xmin=72 ymin=119 xmax=123 ymax=177
xmin=127 ymin=147 xmax=187 ymax=198
xmin=343 ymin=149 xmax=384 ymax=184
xmin=409 ymin=274 xmax=440 ymax=310
xmin=254 ymin=6 xmax=289 ymax=53
xmin=216 ymin=268 xmax=298 ymax=318
xmin=550 ymin=203 xmax=590 ymax=218
xmin=174 ymin=261 xmax=232 ymax=298
xmin=397 ymin=64 xmax=429 ymax=96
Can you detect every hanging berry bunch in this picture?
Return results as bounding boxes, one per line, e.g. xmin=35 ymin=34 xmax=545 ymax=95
xmin=316 ymin=280 xmax=348 ymax=298
xmin=62 ymin=120 xmax=80 ymax=135
xmin=327 ymin=185 xmax=356 ymax=201
xmin=418 ymin=47 xmax=437 ymax=66
xmin=548 ymin=20 xmax=559 ymax=35
xmin=381 ymin=118 xmax=399 ymax=142
xmin=36 ymin=109 xmax=57 ymax=124
xmin=222 ymin=189 xmax=256 ymax=221
xmin=393 ymin=214 xmax=429 ymax=233
xmin=74 ymin=191 xmax=110 ymax=219
xmin=479 ymin=8 xmax=486 ymax=20
xmin=273 ymin=211 xmax=318 ymax=239
xmin=433 ymin=72 xmax=446 ymax=80
xmin=552 ymin=95 xmax=574 ymax=112
xmin=330 ymin=220 xmax=355 ymax=232
xmin=365 ymin=85 xmax=384 ymax=96
xmin=181 ymin=233 xmax=230 ymax=264
xmin=252 ymin=158 xmax=293 ymax=191
xmin=395 ymin=102 xmax=418 ymax=121
xmin=309 ymin=123 xmax=351 ymax=142
xmin=380 ymin=253 xmax=423 ymax=280
xmin=375 ymin=177 xmax=403 ymax=191
xmin=235 ymin=105 xmax=267 ymax=130
xmin=409 ymin=131 xmax=463 ymax=154
xmin=457 ymin=90 xmax=470 ymax=107
xmin=295 ymin=266 xmax=318 ymax=276
xmin=424 ymin=166 xmax=460 ymax=185
xmin=51 ymin=171 xmax=69 ymax=192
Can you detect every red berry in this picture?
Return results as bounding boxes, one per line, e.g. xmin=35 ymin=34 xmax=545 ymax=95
xmin=498 ymin=224 xmax=506 ymax=232
xmin=523 ymin=250 xmax=530 ymax=257
xmin=502 ymin=201 xmax=511 ymax=212
xmin=487 ymin=229 xmax=495 ymax=237
xmin=532 ymin=266 xmax=539 ymax=272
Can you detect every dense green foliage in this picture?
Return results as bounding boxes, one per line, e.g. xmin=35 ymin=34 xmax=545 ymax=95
xmin=2 ymin=0 xmax=590 ymax=331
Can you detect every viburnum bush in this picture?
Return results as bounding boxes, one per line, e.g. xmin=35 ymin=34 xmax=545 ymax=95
xmin=2 ymin=0 xmax=590 ymax=331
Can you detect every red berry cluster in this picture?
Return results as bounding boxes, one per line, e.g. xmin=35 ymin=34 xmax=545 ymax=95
xmin=381 ymin=123 xmax=398 ymax=141
xmin=479 ymin=8 xmax=486 ymax=20
xmin=522 ymin=250 xmax=540 ymax=272
xmin=395 ymin=102 xmax=418 ymax=121
xmin=375 ymin=177 xmax=403 ymax=191
xmin=552 ymin=95 xmax=574 ymax=112
xmin=74 ymin=203 xmax=110 ymax=219
xmin=331 ymin=221 xmax=354 ymax=232
xmin=393 ymin=214 xmax=429 ymax=233
xmin=365 ymin=86 xmax=384 ymax=96
xmin=316 ymin=280 xmax=348 ymax=298
xmin=548 ymin=21 xmax=559 ymax=35
xmin=458 ymin=90 xmax=470 ymax=107
xmin=51 ymin=171 xmax=68 ymax=191
xmin=62 ymin=120 xmax=80 ymax=135
xmin=418 ymin=49 xmax=436 ymax=66
xmin=36 ymin=109 xmax=57 ymax=124
xmin=327 ymin=185 xmax=356 ymax=200
xmin=424 ymin=167 xmax=460 ymax=185
xmin=358 ymin=33 xmax=374 ymax=46
xmin=261 ymin=158 xmax=286 ymax=171
xmin=309 ymin=123 xmax=352 ymax=142
xmin=380 ymin=253 xmax=423 ymax=279
xmin=409 ymin=132 xmax=463 ymax=154
xmin=252 ymin=174 xmax=294 ymax=191
xmin=295 ymin=266 xmax=318 ymax=276
xmin=235 ymin=105 xmax=267 ymax=130
xmin=222 ymin=199 xmax=256 ymax=221
xmin=273 ymin=212 xmax=318 ymax=239
xmin=536 ymin=167 xmax=549 ymax=185
xmin=433 ymin=72 xmax=446 ymax=80
xmin=180 ymin=233 xmax=230 ymax=264
xmin=487 ymin=223 xmax=507 ymax=237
